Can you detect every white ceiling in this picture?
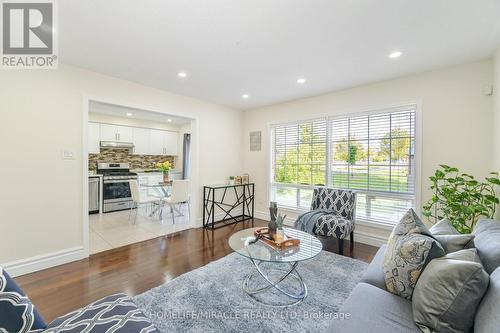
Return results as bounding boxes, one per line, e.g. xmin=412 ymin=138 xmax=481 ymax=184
xmin=89 ymin=101 xmax=192 ymax=125
xmin=60 ymin=0 xmax=500 ymax=110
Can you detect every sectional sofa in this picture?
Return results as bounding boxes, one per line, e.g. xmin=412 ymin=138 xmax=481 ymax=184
xmin=331 ymin=218 xmax=500 ymax=332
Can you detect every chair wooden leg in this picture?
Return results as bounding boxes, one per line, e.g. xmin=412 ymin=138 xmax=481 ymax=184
xmin=338 ymin=238 xmax=344 ymax=256
xmin=350 ymin=231 xmax=354 ymax=254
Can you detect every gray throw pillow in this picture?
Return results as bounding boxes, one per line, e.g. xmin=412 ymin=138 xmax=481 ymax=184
xmin=474 ymin=267 xmax=500 ymax=333
xmin=413 ymin=249 xmax=490 ymax=333
xmin=430 ymin=218 xmax=475 ymax=253
xmin=429 ymin=218 xmax=459 ymax=235
xmin=383 ymin=209 xmax=445 ymax=300
xmin=473 ymin=218 xmax=500 ymax=274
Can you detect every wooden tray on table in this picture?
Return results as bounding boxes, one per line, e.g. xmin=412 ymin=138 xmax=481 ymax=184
xmin=254 ymin=227 xmax=300 ymax=249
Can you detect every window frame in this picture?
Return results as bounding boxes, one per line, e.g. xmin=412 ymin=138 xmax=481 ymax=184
xmin=268 ymin=103 xmax=422 ymax=226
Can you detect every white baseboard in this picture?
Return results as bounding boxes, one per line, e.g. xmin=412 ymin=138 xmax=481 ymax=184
xmin=2 ymin=246 xmax=86 ymax=278
xmin=351 ymin=231 xmax=387 ymax=247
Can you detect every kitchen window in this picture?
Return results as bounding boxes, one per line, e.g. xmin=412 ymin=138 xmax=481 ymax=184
xmin=270 ymin=105 xmax=417 ymax=225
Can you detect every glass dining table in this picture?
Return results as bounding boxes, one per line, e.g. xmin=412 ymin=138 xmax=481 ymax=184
xmin=141 ymin=182 xmax=172 ymax=221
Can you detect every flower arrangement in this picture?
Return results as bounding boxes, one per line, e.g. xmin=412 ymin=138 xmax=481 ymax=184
xmin=156 ymin=161 xmax=172 ymax=173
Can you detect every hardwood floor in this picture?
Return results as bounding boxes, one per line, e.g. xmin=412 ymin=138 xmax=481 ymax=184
xmin=15 ymin=219 xmax=379 ymax=322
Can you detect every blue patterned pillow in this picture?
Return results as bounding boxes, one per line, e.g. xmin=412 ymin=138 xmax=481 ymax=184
xmin=44 ymin=294 xmax=160 ymax=333
xmin=0 ymin=267 xmax=46 ymax=332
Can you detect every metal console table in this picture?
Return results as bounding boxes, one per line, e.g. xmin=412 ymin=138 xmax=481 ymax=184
xmin=203 ymin=183 xmax=255 ymax=229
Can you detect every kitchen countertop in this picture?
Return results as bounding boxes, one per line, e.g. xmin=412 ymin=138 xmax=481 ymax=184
xmin=132 ymin=169 xmax=182 ymax=174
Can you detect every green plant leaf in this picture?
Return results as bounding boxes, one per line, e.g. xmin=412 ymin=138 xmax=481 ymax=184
xmin=486 ymin=177 xmax=500 ymax=185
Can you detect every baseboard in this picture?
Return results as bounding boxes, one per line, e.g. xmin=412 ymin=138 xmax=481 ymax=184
xmin=2 ymin=246 xmax=86 ymax=277
xmin=351 ymin=231 xmax=386 ymax=247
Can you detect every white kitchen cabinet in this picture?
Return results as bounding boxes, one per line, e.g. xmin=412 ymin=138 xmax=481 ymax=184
xmin=132 ymin=127 xmax=150 ymax=155
xmin=88 ymin=122 xmax=100 ymax=154
xmin=116 ymin=125 xmax=133 ymax=142
xmin=99 ymin=124 xmax=117 ymax=142
xmin=164 ymin=131 xmax=178 ymax=155
xmin=149 ymin=129 xmax=165 ymax=155
xmin=99 ymin=124 xmax=133 ymax=142
xmin=149 ymin=129 xmax=178 ymax=156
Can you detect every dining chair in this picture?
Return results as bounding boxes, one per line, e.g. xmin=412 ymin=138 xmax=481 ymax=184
xmin=163 ymin=179 xmax=190 ymax=224
xmin=129 ymin=180 xmax=162 ymax=224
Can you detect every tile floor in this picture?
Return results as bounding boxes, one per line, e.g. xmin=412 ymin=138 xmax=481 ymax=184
xmin=89 ymin=203 xmax=190 ymax=254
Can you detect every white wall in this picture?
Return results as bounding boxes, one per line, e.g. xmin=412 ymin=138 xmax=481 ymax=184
xmin=243 ymin=60 xmax=494 ymax=244
xmin=494 ymin=47 xmax=500 ymax=219
xmin=0 ymin=64 xmax=243 ymax=273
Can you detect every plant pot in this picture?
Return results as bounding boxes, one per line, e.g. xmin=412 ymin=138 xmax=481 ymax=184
xmin=274 ymin=228 xmax=285 ymax=242
xmin=163 ymin=171 xmax=170 ymax=183
xmin=229 ymin=179 xmax=235 ymax=185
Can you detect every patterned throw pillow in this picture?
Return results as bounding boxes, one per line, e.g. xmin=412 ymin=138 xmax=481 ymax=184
xmin=43 ymin=294 xmax=160 ymax=333
xmin=383 ymin=209 xmax=445 ymax=300
xmin=0 ymin=267 xmax=46 ymax=333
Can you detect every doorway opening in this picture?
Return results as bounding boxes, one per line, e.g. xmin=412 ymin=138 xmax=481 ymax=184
xmin=84 ymin=100 xmax=195 ymax=255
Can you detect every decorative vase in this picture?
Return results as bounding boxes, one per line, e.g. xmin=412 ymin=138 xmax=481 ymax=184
xmin=163 ymin=171 xmax=170 ymax=183
xmin=268 ymin=202 xmax=278 ymax=236
xmin=229 ymin=179 xmax=235 ymax=185
xmin=275 ymin=228 xmax=285 ymax=242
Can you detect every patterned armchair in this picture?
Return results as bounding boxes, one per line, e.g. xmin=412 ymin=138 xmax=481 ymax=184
xmin=309 ymin=187 xmax=357 ymax=255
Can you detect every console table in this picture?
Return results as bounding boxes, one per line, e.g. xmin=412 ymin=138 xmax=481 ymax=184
xmin=203 ymin=183 xmax=255 ymax=229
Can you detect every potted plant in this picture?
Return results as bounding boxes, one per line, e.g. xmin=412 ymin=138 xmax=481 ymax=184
xmin=229 ymin=176 xmax=235 ymax=185
xmin=156 ymin=161 xmax=172 ymax=182
xmin=274 ymin=213 xmax=287 ymax=241
xmin=422 ymin=165 xmax=499 ymax=233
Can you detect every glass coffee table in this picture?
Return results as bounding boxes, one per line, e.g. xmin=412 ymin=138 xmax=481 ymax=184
xmin=229 ymin=227 xmax=322 ymax=306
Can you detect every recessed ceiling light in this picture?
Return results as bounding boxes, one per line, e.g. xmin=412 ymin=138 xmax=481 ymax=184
xmin=177 ymin=72 xmax=187 ymax=78
xmin=297 ymin=78 xmax=307 ymax=84
xmin=126 ymin=112 xmax=133 ymax=117
xmin=242 ymin=94 xmax=249 ymax=99
xmin=388 ymin=51 xmax=403 ymax=59
xmin=167 ymin=119 xmax=172 ymax=122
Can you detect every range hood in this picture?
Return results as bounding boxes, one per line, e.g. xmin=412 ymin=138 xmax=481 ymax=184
xmin=100 ymin=141 xmax=135 ymax=149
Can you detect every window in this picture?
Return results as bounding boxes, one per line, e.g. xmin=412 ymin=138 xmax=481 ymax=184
xmin=270 ymin=105 xmax=417 ymax=224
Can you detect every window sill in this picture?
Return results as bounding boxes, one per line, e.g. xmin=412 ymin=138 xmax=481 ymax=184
xmin=276 ymin=205 xmax=396 ymax=231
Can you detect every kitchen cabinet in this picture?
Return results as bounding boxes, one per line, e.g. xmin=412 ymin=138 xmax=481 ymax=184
xmin=88 ymin=122 xmax=100 ymax=154
xmin=100 ymin=124 xmax=133 ymax=142
xmin=132 ymin=127 xmax=150 ymax=155
xmin=91 ymin=122 xmax=178 ymax=156
xmin=150 ymin=129 xmax=178 ymax=156
xmin=149 ymin=129 xmax=165 ymax=155
xmin=163 ymin=131 xmax=178 ymax=155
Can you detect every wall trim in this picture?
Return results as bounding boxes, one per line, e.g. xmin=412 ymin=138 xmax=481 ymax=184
xmin=2 ymin=247 xmax=86 ymax=278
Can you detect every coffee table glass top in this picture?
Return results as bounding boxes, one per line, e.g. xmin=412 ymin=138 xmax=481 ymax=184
xmin=229 ymin=227 xmax=322 ymax=263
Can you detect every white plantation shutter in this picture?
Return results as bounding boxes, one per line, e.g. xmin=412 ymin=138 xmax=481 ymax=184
xmin=271 ymin=105 xmax=417 ymax=224
xmin=272 ymin=119 xmax=327 ymax=186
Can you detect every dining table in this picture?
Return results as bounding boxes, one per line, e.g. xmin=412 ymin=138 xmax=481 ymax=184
xmin=141 ymin=182 xmax=172 ymax=221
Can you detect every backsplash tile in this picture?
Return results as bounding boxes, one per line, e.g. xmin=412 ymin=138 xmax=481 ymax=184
xmin=89 ymin=148 xmax=175 ymax=170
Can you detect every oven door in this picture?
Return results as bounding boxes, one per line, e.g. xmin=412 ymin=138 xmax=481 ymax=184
xmin=103 ymin=179 xmax=132 ymax=203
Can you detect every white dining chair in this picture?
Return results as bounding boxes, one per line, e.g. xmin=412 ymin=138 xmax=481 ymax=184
xmin=129 ymin=180 xmax=162 ymax=224
xmin=163 ymin=179 xmax=190 ymax=224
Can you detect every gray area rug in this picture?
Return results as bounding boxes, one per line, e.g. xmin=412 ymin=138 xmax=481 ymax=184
xmin=133 ymin=251 xmax=367 ymax=332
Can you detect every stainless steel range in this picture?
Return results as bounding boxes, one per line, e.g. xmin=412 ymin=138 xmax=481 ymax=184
xmin=97 ymin=163 xmax=137 ymax=213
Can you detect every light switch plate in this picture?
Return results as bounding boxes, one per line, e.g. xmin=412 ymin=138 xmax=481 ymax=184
xmin=62 ymin=149 xmax=75 ymax=160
